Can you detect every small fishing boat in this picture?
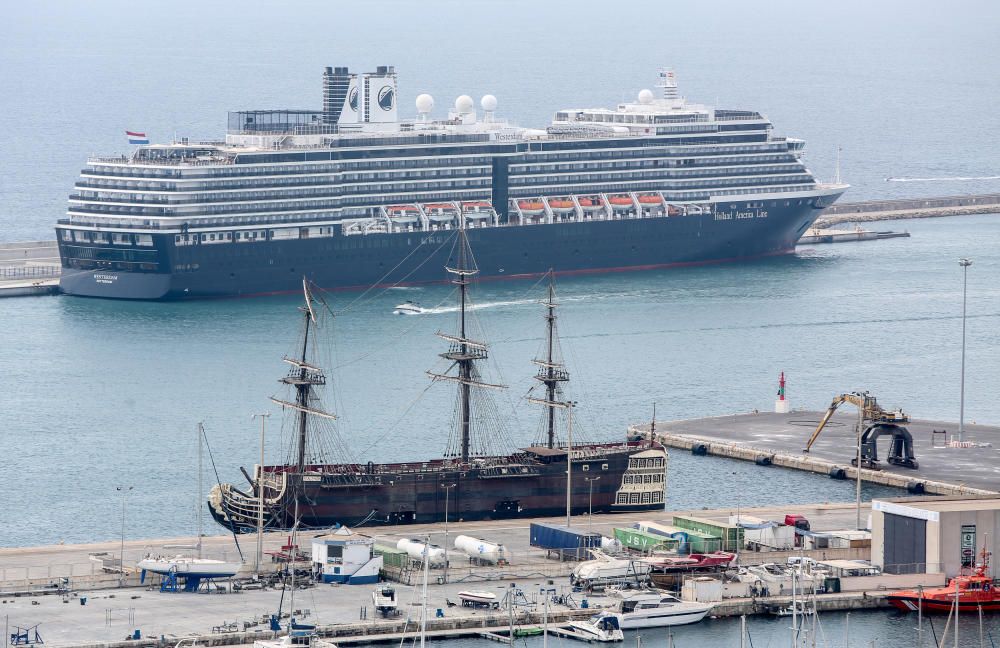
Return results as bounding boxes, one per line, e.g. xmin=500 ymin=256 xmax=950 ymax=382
xmin=393 ymin=301 xmax=423 ymax=315
xmin=567 ymin=612 xmax=624 ymax=642
xmin=770 ymin=599 xmax=815 ymax=617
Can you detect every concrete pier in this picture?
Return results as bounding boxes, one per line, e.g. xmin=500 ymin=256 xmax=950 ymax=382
xmin=0 ymin=504 xmax=894 ymax=647
xmin=815 ymin=193 xmax=1000 ymax=227
xmin=0 ymin=241 xmax=60 ymax=297
xmin=642 ymin=411 xmax=1000 ymax=496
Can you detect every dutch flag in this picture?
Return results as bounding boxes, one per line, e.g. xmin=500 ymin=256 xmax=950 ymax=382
xmin=126 ymin=130 xmax=149 ymax=145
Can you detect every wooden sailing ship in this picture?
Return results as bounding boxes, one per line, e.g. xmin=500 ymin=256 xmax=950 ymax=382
xmin=208 ymin=230 xmax=667 ymax=531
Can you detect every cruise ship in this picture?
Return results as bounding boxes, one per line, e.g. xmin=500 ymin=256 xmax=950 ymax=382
xmin=57 ymin=66 xmax=847 ymax=299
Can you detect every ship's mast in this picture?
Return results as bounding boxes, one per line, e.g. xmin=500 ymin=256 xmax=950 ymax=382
xmin=270 ymin=281 xmax=338 ymax=513
xmin=529 ymin=272 xmax=570 ymax=448
xmin=427 ymin=228 xmax=504 ymax=463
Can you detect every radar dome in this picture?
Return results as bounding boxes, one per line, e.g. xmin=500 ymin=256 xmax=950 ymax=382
xmin=638 ymin=88 xmax=654 ymax=104
xmin=480 ymin=94 xmax=498 ymax=112
xmin=455 ymin=94 xmax=474 ymax=114
xmin=415 ymin=93 xmax=434 ymax=114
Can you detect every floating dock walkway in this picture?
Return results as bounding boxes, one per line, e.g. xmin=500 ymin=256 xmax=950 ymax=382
xmin=797 ymin=227 xmax=910 ymax=245
xmin=640 ymin=411 xmax=1000 ymax=496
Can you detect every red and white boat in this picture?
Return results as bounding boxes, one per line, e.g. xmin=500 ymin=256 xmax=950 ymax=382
xmin=649 ymin=551 xmax=736 ymax=572
xmin=888 ymin=550 xmax=1000 ymax=613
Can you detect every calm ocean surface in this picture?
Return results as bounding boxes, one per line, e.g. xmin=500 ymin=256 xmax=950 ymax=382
xmin=2 ymin=2 xmax=999 ymax=644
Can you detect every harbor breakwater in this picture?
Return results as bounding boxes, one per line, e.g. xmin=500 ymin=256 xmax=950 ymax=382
xmin=814 ymin=193 xmax=1000 ymax=227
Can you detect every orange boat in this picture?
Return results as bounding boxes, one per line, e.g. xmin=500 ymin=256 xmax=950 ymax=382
xmin=517 ymin=200 xmax=545 ymax=214
xmin=637 ymin=194 xmax=663 ymax=205
xmin=548 ymin=198 xmax=575 ymax=212
xmin=578 ymin=197 xmax=604 ymax=210
xmin=461 ymin=201 xmax=492 ymax=210
xmin=609 ymin=195 xmax=633 ymax=209
xmin=888 ymin=550 xmax=1000 ymax=613
xmin=424 ymin=203 xmax=456 ymax=211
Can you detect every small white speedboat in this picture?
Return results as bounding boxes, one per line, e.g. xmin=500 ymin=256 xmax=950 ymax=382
xmin=137 ymin=555 xmax=242 ymax=578
xmin=568 ymin=612 xmax=624 ymax=642
xmin=458 ymin=590 xmax=498 ymax=608
xmin=393 ymin=301 xmax=423 ymax=315
xmin=613 ymin=590 xmax=714 ymax=628
xmin=372 ymin=585 xmax=399 ymax=617
xmin=254 ymin=631 xmax=338 ymax=648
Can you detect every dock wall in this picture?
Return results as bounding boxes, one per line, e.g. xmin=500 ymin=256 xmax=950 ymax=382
xmin=656 ymin=432 xmax=997 ymax=497
xmin=816 ymin=193 xmax=1000 ymax=227
xmin=55 ymin=592 xmax=900 ymax=648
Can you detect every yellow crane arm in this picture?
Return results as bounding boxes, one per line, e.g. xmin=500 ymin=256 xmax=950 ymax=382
xmin=803 ymin=393 xmax=865 ymax=452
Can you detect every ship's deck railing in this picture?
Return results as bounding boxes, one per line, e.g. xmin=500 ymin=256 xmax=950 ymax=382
xmin=87 ymin=156 xmax=236 ymax=167
xmin=58 ymin=182 xmax=824 ymax=234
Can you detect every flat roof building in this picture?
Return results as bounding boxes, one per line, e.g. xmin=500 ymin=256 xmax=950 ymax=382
xmin=871 ymin=496 xmax=1000 ymax=577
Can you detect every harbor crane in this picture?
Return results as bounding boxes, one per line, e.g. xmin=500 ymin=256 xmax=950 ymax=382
xmin=803 ymin=391 xmax=918 ymax=470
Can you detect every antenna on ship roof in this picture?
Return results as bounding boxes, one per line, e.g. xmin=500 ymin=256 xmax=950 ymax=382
xmin=657 ymin=68 xmax=679 ymax=101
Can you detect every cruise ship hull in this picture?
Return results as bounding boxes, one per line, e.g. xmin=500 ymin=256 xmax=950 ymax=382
xmin=58 ymin=192 xmax=839 ymax=300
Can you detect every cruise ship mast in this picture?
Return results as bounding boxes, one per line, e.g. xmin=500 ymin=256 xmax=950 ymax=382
xmin=528 ymin=274 xmax=570 ymax=449
xmin=428 ymin=229 xmax=505 ymax=463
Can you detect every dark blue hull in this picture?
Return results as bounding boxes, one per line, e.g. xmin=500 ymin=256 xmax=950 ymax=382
xmin=58 ymin=195 xmax=836 ymax=300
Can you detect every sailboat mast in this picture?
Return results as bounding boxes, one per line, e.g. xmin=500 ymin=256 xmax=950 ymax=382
xmin=545 ymin=279 xmax=557 ymax=448
xmin=458 ymin=237 xmax=472 ymax=463
xmin=530 ymin=272 xmax=570 ymax=449
xmin=197 ymin=423 xmax=203 ymax=559
xmin=296 ymin=304 xmax=311 ymax=475
xmin=427 ymin=230 xmax=505 ymax=463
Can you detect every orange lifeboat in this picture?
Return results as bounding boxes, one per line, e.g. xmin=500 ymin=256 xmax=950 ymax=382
xmin=424 ymin=203 xmax=456 ymax=211
xmin=517 ymin=200 xmax=545 ymax=216
xmin=578 ymin=196 xmax=604 ymax=212
xmin=638 ymin=194 xmax=663 ymax=205
xmin=461 ymin=201 xmax=492 ymax=210
xmin=548 ymin=198 xmax=575 ymax=213
xmin=609 ymin=195 xmax=634 ymax=210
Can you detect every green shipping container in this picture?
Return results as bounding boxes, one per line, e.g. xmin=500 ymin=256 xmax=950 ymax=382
xmin=672 ymin=515 xmax=744 ymax=552
xmin=374 ymin=544 xmax=408 ymax=568
xmin=613 ymin=527 xmax=679 ymax=553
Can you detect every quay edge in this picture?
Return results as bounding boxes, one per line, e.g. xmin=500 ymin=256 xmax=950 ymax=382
xmin=644 ymin=427 xmax=999 ymax=497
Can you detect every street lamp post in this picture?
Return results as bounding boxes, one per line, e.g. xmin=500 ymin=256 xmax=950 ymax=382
xmin=959 ymin=258 xmax=972 ymax=443
xmin=585 ymin=476 xmax=601 ymax=530
xmin=251 ymin=412 xmax=270 ymax=575
xmin=565 ymin=401 xmax=576 ymax=527
xmin=441 ymin=483 xmax=456 ymax=584
xmin=116 ymin=486 xmax=133 ymax=587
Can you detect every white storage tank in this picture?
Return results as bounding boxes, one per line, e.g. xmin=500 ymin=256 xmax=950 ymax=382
xmin=454 ymin=535 xmax=508 ymax=565
xmin=396 ymin=538 xmax=447 ymax=568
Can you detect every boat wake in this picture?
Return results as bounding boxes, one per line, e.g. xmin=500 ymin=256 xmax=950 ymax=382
xmin=885 ymin=175 xmax=1000 ymax=182
xmin=409 ymin=298 xmax=538 ymax=315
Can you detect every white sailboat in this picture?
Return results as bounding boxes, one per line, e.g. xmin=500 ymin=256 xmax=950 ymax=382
xmin=139 ymin=424 xmax=244 ymax=580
